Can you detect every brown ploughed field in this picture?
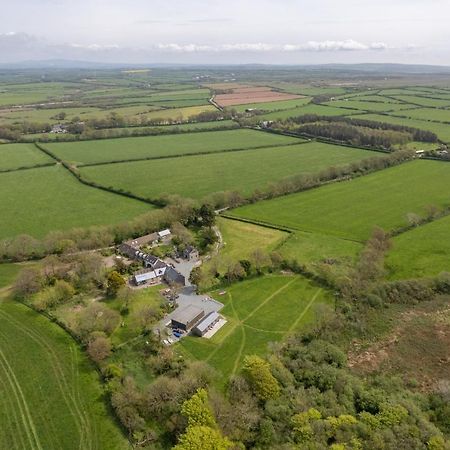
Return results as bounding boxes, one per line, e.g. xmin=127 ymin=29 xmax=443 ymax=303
xmin=213 ymin=85 xmax=302 ymax=107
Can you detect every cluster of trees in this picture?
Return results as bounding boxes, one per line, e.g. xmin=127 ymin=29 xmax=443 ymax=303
xmin=270 ymin=114 xmax=438 ymax=149
xmin=295 ymin=122 xmax=412 ymax=149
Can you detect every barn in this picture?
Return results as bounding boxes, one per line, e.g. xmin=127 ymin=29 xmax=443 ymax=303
xmin=171 ymin=305 xmax=205 ymax=332
xmin=193 ymin=311 xmax=221 ymax=337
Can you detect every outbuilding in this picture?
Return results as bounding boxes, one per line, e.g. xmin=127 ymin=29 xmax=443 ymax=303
xmin=193 ymin=311 xmax=221 ymax=337
xmin=171 ymin=305 xmax=204 ymax=332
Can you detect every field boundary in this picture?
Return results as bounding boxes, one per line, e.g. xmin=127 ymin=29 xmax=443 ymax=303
xmin=0 ymin=162 xmax=56 ymax=174
xmin=33 ymin=143 xmax=162 ymax=207
xmin=77 ymin=140 xmax=309 ymax=168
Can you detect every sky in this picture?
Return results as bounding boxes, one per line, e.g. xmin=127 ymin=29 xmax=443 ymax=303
xmin=1 ymin=0 xmax=449 ymax=65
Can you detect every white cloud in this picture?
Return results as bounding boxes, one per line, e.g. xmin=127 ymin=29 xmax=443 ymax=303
xmin=150 ymin=40 xmax=388 ymax=53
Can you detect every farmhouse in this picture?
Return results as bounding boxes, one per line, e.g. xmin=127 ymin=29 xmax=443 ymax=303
xmin=193 ymin=311 xmax=221 ymax=336
xmin=119 ymin=232 xmax=186 ymax=286
xmin=171 ymin=305 xmax=205 ymax=332
xmin=182 ymin=245 xmax=199 ymax=261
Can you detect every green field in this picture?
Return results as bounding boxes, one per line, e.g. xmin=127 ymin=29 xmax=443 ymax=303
xmin=207 ymin=217 xmax=287 ymax=274
xmin=277 ymin=230 xmax=362 ymax=268
xmin=391 ymin=95 xmax=450 ymax=108
xmin=179 ymin=275 xmax=333 ymax=380
xmin=233 ymin=97 xmax=311 ymax=112
xmin=266 ymin=83 xmax=348 ymax=96
xmin=80 ymin=141 xmax=381 ymax=200
xmin=0 ymin=300 xmax=129 ymax=450
xmin=46 ymin=129 xmax=299 ymax=165
xmin=386 ymin=214 xmax=450 ymax=279
xmin=0 ymin=143 xmax=53 ymax=171
xmin=230 ymin=160 xmax=450 ymax=241
xmin=349 ymin=113 xmax=450 ymax=143
xmin=325 ymin=99 xmax=416 ymax=113
xmin=0 ymin=82 xmax=83 ymax=106
xmin=0 ymin=263 xmax=22 ymax=288
xmin=0 ymin=165 xmax=151 ymax=239
xmin=261 ymin=103 xmax=362 ymax=120
xmin=391 ymin=107 xmax=450 ymax=123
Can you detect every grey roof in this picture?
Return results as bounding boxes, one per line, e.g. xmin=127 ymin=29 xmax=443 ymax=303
xmin=171 ymin=305 xmax=204 ymax=325
xmin=165 ymin=266 xmax=185 ymax=285
xmin=135 ymin=271 xmax=158 ymax=283
xmin=194 ymin=312 xmax=220 ymax=333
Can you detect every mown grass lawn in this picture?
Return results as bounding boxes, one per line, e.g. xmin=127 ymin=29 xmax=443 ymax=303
xmin=46 ymin=128 xmax=299 ymax=165
xmin=0 ymin=165 xmax=151 ymax=239
xmin=0 ymin=299 xmax=129 ymax=450
xmin=179 ymin=275 xmax=333 ymax=381
xmin=80 ymin=141 xmax=380 ymax=201
xmin=231 ymin=160 xmax=450 ymax=241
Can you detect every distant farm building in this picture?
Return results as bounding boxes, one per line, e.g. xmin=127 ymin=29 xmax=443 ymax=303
xmin=182 ymin=245 xmax=199 ymax=261
xmin=171 ymin=305 xmax=205 ymax=332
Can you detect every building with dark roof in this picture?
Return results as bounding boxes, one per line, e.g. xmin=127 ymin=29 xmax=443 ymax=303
xmin=171 ymin=305 xmax=204 ymax=331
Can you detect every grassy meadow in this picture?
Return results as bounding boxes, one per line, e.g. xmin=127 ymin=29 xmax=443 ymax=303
xmin=80 ymin=142 xmax=381 ymax=200
xmin=324 ymin=99 xmax=416 ymax=113
xmin=0 ymin=165 xmax=151 ymax=239
xmin=0 ymin=300 xmax=129 ymax=450
xmin=386 ymin=214 xmax=450 ymax=279
xmin=46 ymin=129 xmax=300 ymax=165
xmin=179 ymin=275 xmax=333 ymax=381
xmin=230 ymin=160 xmax=450 ymax=241
xmin=261 ymin=103 xmax=363 ymax=120
xmin=0 ymin=143 xmax=53 ymax=171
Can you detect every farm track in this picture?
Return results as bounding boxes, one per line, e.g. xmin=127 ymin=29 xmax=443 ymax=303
xmin=0 ymin=307 xmax=95 ymax=450
xmin=0 ymin=333 xmax=44 ymax=450
xmin=208 ymin=278 xmax=297 ymax=375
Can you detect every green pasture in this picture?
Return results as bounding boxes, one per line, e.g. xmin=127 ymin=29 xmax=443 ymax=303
xmin=0 ymin=143 xmax=53 ymax=171
xmin=324 ymin=99 xmax=416 ymax=113
xmin=46 ymin=129 xmax=299 ymax=165
xmin=391 ymin=95 xmax=450 ymax=108
xmin=233 ymin=97 xmax=311 ymax=112
xmin=206 ymin=217 xmax=288 ymax=274
xmin=260 ymin=103 xmax=362 ymax=120
xmin=267 ymin=83 xmax=348 ymax=96
xmin=0 ymin=165 xmax=151 ymax=239
xmin=0 ymin=300 xmax=129 ymax=450
xmin=230 ymin=160 xmax=450 ymax=241
xmin=80 ymin=141 xmax=380 ymax=200
xmin=392 ymin=107 xmax=450 ymax=123
xmin=179 ymin=275 xmax=333 ymax=380
xmin=386 ymin=214 xmax=450 ymax=279
xmin=0 ymin=264 xmax=22 ymax=288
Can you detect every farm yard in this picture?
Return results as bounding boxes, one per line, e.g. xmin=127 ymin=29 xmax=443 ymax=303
xmin=79 ymin=141 xmax=382 ymax=201
xmin=179 ymin=275 xmax=333 ymax=381
xmin=0 ymin=299 xmax=128 ymax=450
